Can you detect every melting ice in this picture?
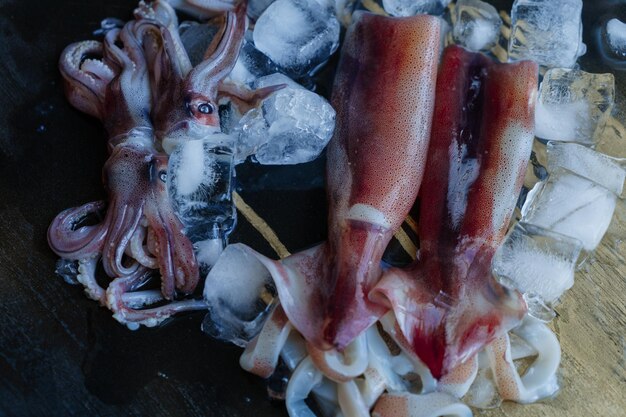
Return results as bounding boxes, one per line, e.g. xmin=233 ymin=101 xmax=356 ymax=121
xmin=453 ymin=0 xmax=502 ymax=52
xmin=253 ymin=0 xmax=340 ymax=77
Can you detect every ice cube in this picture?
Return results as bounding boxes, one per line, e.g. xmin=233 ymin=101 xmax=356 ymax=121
xmin=382 ymin=0 xmax=451 ymax=17
xmin=202 ymin=244 xmax=275 ymax=346
xmin=508 ymin=0 xmax=585 ymax=68
xmin=605 ymin=18 xmax=626 ymax=58
xmin=535 ymin=69 xmax=615 ymax=144
xmin=167 ymin=135 xmax=236 ymax=244
xmin=233 ymin=73 xmax=336 ymax=165
xmin=55 ymin=259 xmax=80 ymax=285
xmin=546 ymin=141 xmax=625 ymax=196
xmin=521 ymin=168 xmax=617 ymax=251
xmin=253 ymin=0 xmax=340 ymax=77
xmin=492 ymin=222 xmax=582 ymax=303
xmin=452 ymin=0 xmax=502 ymax=52
xmin=228 ymin=31 xmax=282 ymax=87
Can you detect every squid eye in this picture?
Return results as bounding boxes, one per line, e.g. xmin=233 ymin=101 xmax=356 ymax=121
xmin=158 ymin=170 xmax=167 ymax=183
xmin=197 ymin=103 xmax=214 ymax=115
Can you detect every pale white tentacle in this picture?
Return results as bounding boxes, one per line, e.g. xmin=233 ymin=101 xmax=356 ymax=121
xmin=240 ymin=304 xmax=293 ymax=378
xmin=379 ymin=312 xmax=437 ymax=392
xmin=129 ymin=223 xmax=159 ymax=269
xmin=286 ymin=357 xmax=326 ymax=417
xmin=337 ymin=380 xmax=369 ymax=417
xmin=76 ymin=257 xmax=106 ymax=304
xmin=487 ymin=316 xmax=561 ymax=403
xmin=308 ymin=333 xmax=369 ymax=383
xmin=437 ymin=356 xmax=478 ymax=398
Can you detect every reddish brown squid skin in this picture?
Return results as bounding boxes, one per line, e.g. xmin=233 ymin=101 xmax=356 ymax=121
xmin=251 ymin=12 xmax=441 ymax=351
xmin=372 ymin=45 xmax=537 ymax=379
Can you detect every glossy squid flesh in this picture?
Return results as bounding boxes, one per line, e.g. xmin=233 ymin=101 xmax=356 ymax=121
xmin=240 ymin=11 xmax=441 ymax=353
xmin=48 ymin=0 xmax=248 ymax=326
xmin=371 ymin=45 xmax=538 ymax=379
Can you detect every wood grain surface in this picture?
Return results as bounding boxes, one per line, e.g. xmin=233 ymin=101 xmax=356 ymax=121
xmin=0 ymin=0 xmax=624 ymax=416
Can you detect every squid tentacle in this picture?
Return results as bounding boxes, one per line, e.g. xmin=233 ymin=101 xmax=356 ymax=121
xmin=59 ymin=41 xmax=117 ymax=119
xmin=48 ymin=200 xmax=108 ymax=260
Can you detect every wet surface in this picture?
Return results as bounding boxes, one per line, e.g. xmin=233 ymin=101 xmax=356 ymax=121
xmin=2 ymin=0 xmax=626 ymax=416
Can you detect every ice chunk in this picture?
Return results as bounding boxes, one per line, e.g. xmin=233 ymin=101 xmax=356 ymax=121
xmin=253 ymin=0 xmax=340 ymax=77
xmin=202 ymin=244 xmax=275 ymax=347
xmin=535 ymin=69 xmax=615 ymax=144
xmin=521 ymin=169 xmax=617 ymax=251
xmin=382 ymin=0 xmax=451 ymax=17
xmin=605 ymin=18 xmax=626 ymax=58
xmin=508 ymin=0 xmax=585 ymax=68
xmin=233 ymin=73 xmax=336 ymax=164
xmin=167 ymin=135 xmax=236 ymax=245
xmin=492 ymin=222 xmax=582 ymax=303
xmin=546 ymin=141 xmax=625 ymax=196
xmin=55 ymin=259 xmax=80 ymax=285
xmin=228 ymin=31 xmax=282 ymax=87
xmin=452 ymin=0 xmax=502 ymax=51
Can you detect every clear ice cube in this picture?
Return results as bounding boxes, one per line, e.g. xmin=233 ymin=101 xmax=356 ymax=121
xmin=253 ymin=0 xmax=340 ymax=77
xmin=167 ymin=135 xmax=236 ymax=247
xmin=605 ymin=18 xmax=626 ymax=58
xmin=382 ymin=0 xmax=451 ymax=17
xmin=228 ymin=30 xmax=282 ymax=87
xmin=202 ymin=244 xmax=275 ymax=347
xmin=546 ymin=141 xmax=625 ymax=196
xmin=521 ymin=168 xmax=617 ymax=251
xmin=535 ymin=69 xmax=615 ymax=144
xmin=492 ymin=222 xmax=582 ymax=304
xmin=452 ymin=0 xmax=502 ymax=51
xmin=233 ymin=73 xmax=336 ymax=165
xmin=508 ymin=0 xmax=585 ymax=68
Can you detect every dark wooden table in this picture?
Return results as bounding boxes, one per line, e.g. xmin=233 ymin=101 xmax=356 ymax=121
xmin=1 ymin=0 xmax=624 ymax=416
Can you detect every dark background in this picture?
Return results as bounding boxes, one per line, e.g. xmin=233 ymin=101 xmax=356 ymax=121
xmin=0 ymin=0 xmax=624 ymax=416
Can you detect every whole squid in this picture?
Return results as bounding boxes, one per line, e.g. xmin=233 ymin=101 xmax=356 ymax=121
xmin=371 ymin=45 xmax=538 ymax=379
xmin=47 ymin=0 xmax=249 ymax=325
xmin=241 ymin=11 xmax=441 ymax=351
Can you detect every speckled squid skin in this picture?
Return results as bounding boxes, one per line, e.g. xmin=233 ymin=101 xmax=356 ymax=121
xmin=250 ymin=12 xmax=441 ymax=351
xmin=323 ymin=11 xmax=441 ymax=348
xmin=372 ymin=46 xmax=537 ymax=379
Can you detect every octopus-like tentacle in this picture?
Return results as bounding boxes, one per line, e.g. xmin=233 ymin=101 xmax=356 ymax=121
xmin=239 ymin=304 xmax=293 ymax=378
xmin=106 ymin=268 xmax=207 ymax=328
xmin=47 ymin=201 xmax=108 ymax=260
xmin=487 ymin=317 xmax=561 ymax=403
xmin=76 ymin=257 xmax=106 ymax=304
xmin=135 ymin=0 xmax=193 ymax=76
xmin=100 ymin=200 xmax=143 ymax=278
xmin=307 ymin=333 xmax=369 ymax=383
xmin=58 ymin=41 xmax=117 ymax=119
xmin=337 ymin=380 xmax=370 ymax=417
xmin=129 ymin=223 xmax=159 ymax=269
xmin=143 ymin=153 xmax=199 ymax=298
xmin=437 ymin=356 xmax=478 ymax=398
xmin=285 ymin=356 xmax=326 ymax=417
xmin=102 ymin=24 xmax=153 ymax=140
xmin=372 ymin=392 xmax=472 ymax=417
xmin=378 ymin=312 xmax=437 ymax=393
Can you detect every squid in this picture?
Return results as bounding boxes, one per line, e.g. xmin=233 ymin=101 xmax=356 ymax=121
xmin=47 ymin=0 xmax=249 ymax=326
xmin=229 ymin=11 xmax=442 ymax=354
xmin=371 ymin=45 xmax=538 ymax=379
